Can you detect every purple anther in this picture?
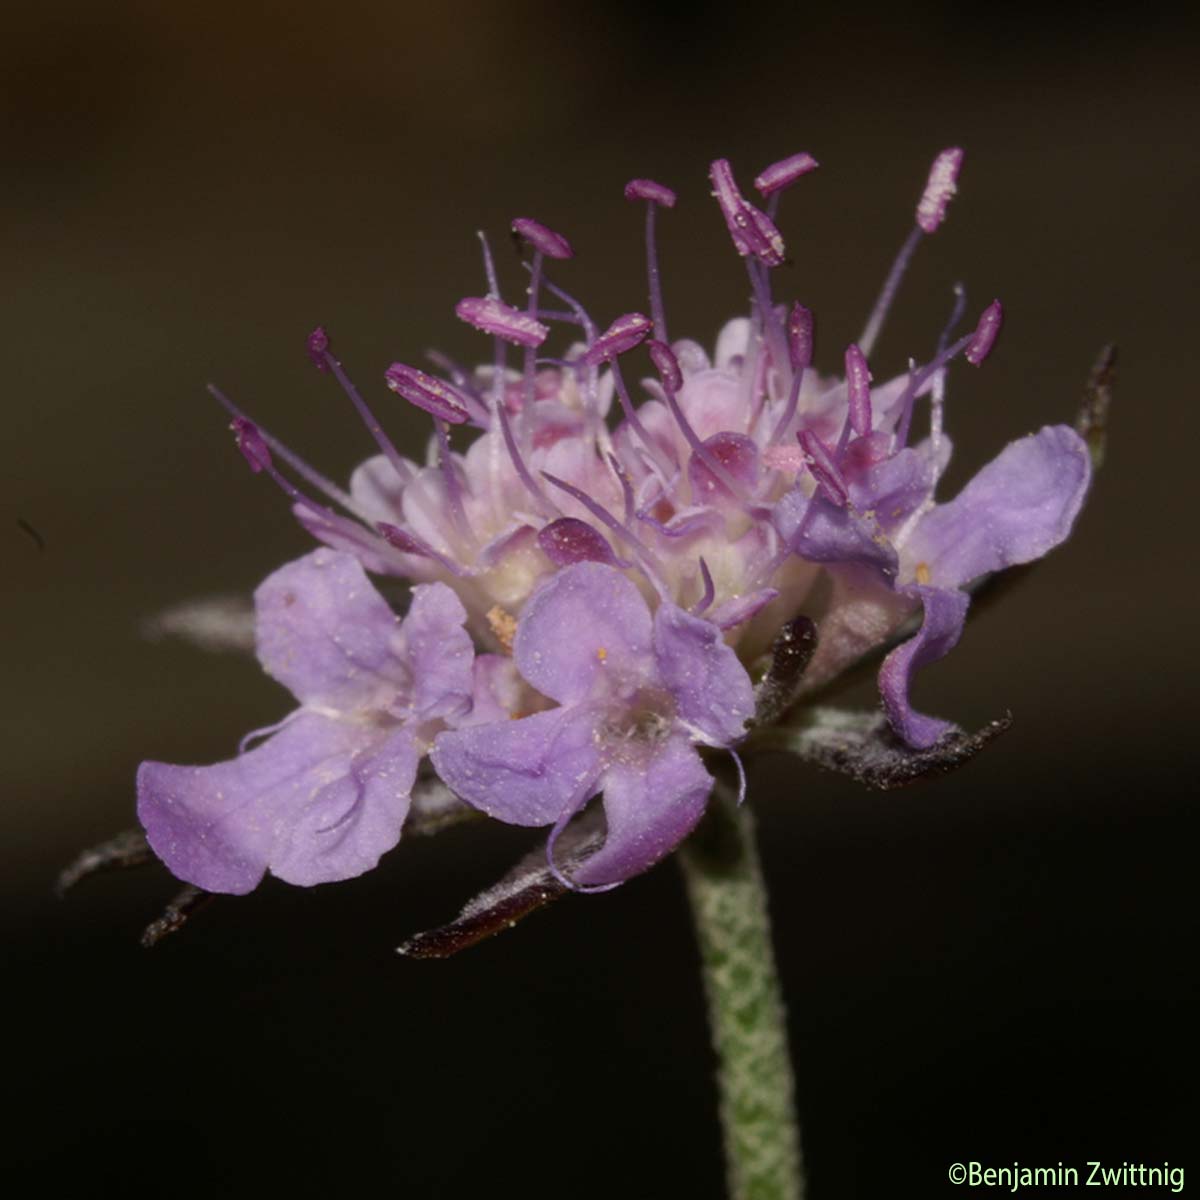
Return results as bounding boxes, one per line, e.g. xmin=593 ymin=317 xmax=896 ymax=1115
xmin=646 ymin=339 xmax=683 ymax=394
xmin=537 ymin=518 xmax=620 ymax=567
xmin=456 ymin=297 xmax=549 ymax=348
xmin=542 ymin=471 xmax=657 ymax=566
xmin=511 ymin=218 xmax=574 ymax=261
xmin=845 ymin=344 xmax=873 ymax=437
xmin=306 ymin=326 xmax=331 ymax=371
xmin=623 ymin=179 xmax=677 ymax=208
xmin=376 ymin=522 xmax=427 ymax=557
xmin=754 ymin=152 xmax=819 ymax=197
xmin=231 ymin=417 xmax=272 ymax=473
xmin=916 ymin=147 xmax=964 ymax=235
xmin=582 ymin=312 xmax=653 ymax=366
xmin=798 ymin=429 xmax=848 ymax=506
xmin=375 ymin=522 xmax=467 ymax=576
xmin=965 ymin=300 xmax=1003 ymax=366
xmin=688 ymin=432 xmax=761 ymax=503
xmin=787 ymin=303 xmax=814 ymax=371
xmin=385 ymin=363 xmax=471 ymax=424
xmin=708 ymin=159 xmax=786 ymax=267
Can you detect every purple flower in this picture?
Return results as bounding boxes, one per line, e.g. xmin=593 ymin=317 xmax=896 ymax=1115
xmin=431 ymin=562 xmax=754 ymax=889
xmin=137 ymin=549 xmax=474 ymax=893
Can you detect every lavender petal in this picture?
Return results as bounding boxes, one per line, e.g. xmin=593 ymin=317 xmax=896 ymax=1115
xmin=572 ymin=735 xmax=713 ymax=887
xmin=653 ymin=603 xmax=755 ymax=747
xmin=513 ymin=562 xmax=654 ymax=705
xmin=878 ymin=585 xmax=971 ymax=748
xmin=903 ymin=425 xmax=1091 ymax=589
xmin=431 ymin=706 xmax=603 ymax=827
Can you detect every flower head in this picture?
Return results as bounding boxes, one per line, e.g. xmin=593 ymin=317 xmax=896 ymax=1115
xmin=135 ymin=146 xmax=1093 ymax=911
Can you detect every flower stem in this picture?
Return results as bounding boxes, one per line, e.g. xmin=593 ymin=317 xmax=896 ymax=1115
xmin=679 ymin=787 xmax=804 ymax=1200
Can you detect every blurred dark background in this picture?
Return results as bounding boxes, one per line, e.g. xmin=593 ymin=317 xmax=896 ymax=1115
xmin=5 ymin=2 xmax=1196 ymax=1196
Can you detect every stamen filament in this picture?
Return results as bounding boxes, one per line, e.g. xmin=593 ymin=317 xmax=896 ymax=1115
xmin=646 ymin=202 xmax=668 ymax=344
xmin=320 ymin=348 xmax=414 ymax=486
xmin=858 ymin=224 xmax=923 ymax=359
xmin=434 ymin=419 xmax=474 ymax=541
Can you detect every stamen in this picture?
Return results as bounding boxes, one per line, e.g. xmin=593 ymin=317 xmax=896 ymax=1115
xmin=231 ymin=415 xmax=271 ymax=473
xmin=533 ymin=308 xmax=583 ymax=325
xmin=708 ymin=159 xmax=786 ymax=267
xmin=434 ymin=419 xmax=473 ymax=540
xmin=767 ymin=303 xmax=814 ymax=445
xmin=455 ymin=297 xmax=549 ymax=348
xmin=475 ymin=231 xmax=508 ymax=459
xmin=308 ymin=328 xmax=414 ymax=485
xmin=938 ymin=283 xmax=968 ymax=354
xmin=384 ymin=363 xmax=471 ymax=424
xmin=306 ymin=325 xmax=331 ymax=370
xmin=692 ymin=556 xmax=715 ymax=615
xmin=623 ymin=179 xmax=677 ymax=208
xmin=517 ymin=240 xmax=547 ymax=420
xmin=422 ymin=351 xmax=492 ymax=426
xmin=798 ymin=429 xmax=849 ymax=506
xmin=858 ymin=148 xmax=964 ymax=359
xmin=477 ymin=230 xmax=501 ymax=298
xmin=377 ymin=522 xmax=468 ymax=577
xmin=510 ymin=222 xmax=571 ymax=423
xmin=754 ymin=152 xmax=819 ymax=196
xmin=965 ymin=300 xmax=1003 ymax=365
xmin=227 ymin=414 xmax=401 ymax=565
xmin=542 ymin=279 xmax=598 ymax=343
xmin=787 ymin=302 xmax=815 ymax=372
xmin=916 ymin=147 xmax=964 ymax=235
xmin=888 ymin=329 xmax=977 ymax=449
xmin=581 ymin=312 xmax=653 ymax=366
xmin=216 ymin=388 xmax=354 ymax=498
xmin=542 ymin=278 xmax=606 ymax=445
xmin=893 ymin=357 xmax=921 ymax=450
xmin=647 ymin=339 xmax=749 ymax=503
xmin=537 ymin=517 xmax=622 ymax=567
xmin=496 ymin=397 xmax=557 ymax=514
xmin=542 ymin=471 xmax=661 ymax=570
xmin=745 ymin=261 xmax=789 ymax=390
xmin=647 ymin=339 xmax=683 ymax=394
xmin=511 ymin=218 xmax=574 ymax=261
xmin=624 ymin=178 xmax=676 ymax=344
xmin=605 ymin=452 xmax=636 ymax=525
xmin=608 ymin=356 xmax=679 ymax=481
xmin=845 ymin=343 xmax=873 ymax=437
xmin=893 ymin=284 xmax=968 ymax=448
xmin=857 ymin=226 xmax=922 ymax=360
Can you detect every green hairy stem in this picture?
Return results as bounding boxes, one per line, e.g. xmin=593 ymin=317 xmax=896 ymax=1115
xmin=679 ymin=788 xmax=804 ymax=1200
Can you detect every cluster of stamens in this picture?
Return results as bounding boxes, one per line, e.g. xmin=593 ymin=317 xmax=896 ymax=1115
xmin=220 ymin=146 xmax=998 ymax=664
